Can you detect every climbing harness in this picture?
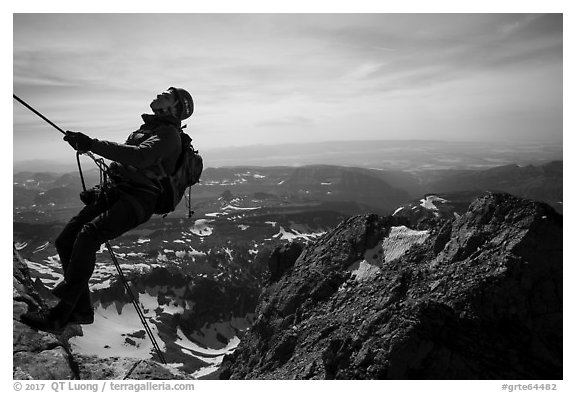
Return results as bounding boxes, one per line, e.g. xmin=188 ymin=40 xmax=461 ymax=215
xmin=13 ymin=94 xmax=167 ymax=364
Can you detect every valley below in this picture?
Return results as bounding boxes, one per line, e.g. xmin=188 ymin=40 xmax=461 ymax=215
xmin=13 ymin=158 xmax=563 ymax=378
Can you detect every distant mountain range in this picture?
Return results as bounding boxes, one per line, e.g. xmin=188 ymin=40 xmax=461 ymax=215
xmin=14 ymin=139 xmax=562 ymax=172
xmin=417 ymin=161 xmax=562 ymax=209
xmin=14 ymin=160 xmax=563 ymax=218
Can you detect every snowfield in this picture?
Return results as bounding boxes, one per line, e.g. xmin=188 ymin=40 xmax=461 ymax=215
xmin=70 ymin=293 xmax=250 ymax=378
xmin=382 ymin=226 xmax=429 ymax=263
xmin=69 ymin=300 xmax=164 ymax=359
xmin=347 ymin=226 xmax=430 ymax=281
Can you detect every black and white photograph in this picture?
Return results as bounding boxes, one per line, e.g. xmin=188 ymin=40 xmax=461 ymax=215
xmin=11 ymin=7 xmax=566 ymax=388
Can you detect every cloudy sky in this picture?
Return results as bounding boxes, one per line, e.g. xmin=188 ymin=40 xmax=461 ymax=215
xmin=13 ymin=13 xmax=562 ymax=165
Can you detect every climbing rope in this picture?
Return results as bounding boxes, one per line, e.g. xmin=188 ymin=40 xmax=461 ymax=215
xmin=76 ymin=153 xmax=167 ymax=364
xmin=14 ymin=94 xmax=167 ymax=364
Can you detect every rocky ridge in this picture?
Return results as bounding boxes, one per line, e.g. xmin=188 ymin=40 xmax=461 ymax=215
xmin=220 ymin=192 xmax=562 ymax=379
xmin=13 ymin=250 xmax=191 ymax=380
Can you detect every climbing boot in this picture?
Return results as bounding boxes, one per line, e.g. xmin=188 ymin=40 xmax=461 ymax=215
xmin=20 ymin=301 xmax=73 ymax=335
xmin=51 ymin=281 xmax=93 ymax=324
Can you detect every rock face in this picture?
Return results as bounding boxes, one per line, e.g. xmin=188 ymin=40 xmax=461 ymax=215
xmin=268 ymin=242 xmax=304 ymax=282
xmin=220 ymin=193 xmax=562 ymax=379
xmin=13 ymin=250 xmax=191 ymax=380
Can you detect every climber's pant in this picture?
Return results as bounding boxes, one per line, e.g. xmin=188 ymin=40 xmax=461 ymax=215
xmin=54 ymin=187 xmax=156 ymax=312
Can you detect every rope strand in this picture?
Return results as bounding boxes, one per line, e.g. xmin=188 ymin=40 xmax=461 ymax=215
xmin=77 ymin=154 xmax=167 ymax=364
xmin=105 ymin=242 xmax=167 ymax=364
xmin=13 ymin=94 xmax=66 ymax=135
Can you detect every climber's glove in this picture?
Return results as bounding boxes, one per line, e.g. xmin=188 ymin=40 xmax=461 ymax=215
xmin=64 ymin=131 xmax=93 ymax=153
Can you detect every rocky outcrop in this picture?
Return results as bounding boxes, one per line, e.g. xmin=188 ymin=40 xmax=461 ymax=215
xmin=220 ymin=192 xmax=562 ymax=379
xmin=268 ymin=242 xmax=304 ymax=282
xmin=13 ymin=250 xmax=191 ymax=380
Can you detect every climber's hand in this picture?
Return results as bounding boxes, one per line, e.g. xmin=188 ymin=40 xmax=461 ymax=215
xmin=64 ymin=131 xmax=93 ymax=152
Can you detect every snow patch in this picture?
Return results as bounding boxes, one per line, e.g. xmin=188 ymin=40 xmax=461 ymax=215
xmin=69 ymin=301 xmax=164 ymax=359
xmin=189 ymin=248 xmax=206 ymax=256
xmin=347 ymin=241 xmax=383 ymax=281
xmin=33 ymin=242 xmax=50 ymax=253
xmin=273 ymin=226 xmax=326 ymax=241
xmin=176 ymin=328 xmax=240 ymax=357
xmin=190 ymin=219 xmax=214 ymax=237
xmin=14 ymin=242 xmax=28 ymax=250
xmin=91 ymin=279 xmax=113 ymax=291
xmin=175 ymin=316 xmax=252 ymax=378
xmin=193 ymin=316 xmax=252 ymax=347
xmin=180 ymin=331 xmax=240 ymax=379
xmin=222 ymin=205 xmax=259 ymax=211
xmin=24 ymin=259 xmax=63 ymax=285
xmin=382 ymin=226 xmax=429 ymax=263
xmin=420 ymin=195 xmax=448 ymax=211
xmin=206 ymin=212 xmax=227 ymax=217
xmin=138 ymin=292 xmax=185 ymax=316
xmin=348 ymin=226 xmax=429 ymax=280
xmin=348 ymin=260 xmax=381 ymax=281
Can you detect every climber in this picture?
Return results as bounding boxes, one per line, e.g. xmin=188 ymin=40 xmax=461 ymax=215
xmin=20 ymin=87 xmax=194 ymax=334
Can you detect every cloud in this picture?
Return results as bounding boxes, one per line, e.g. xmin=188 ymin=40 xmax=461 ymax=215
xmin=499 ymin=14 xmax=543 ymax=36
xmin=347 ymin=63 xmax=387 ymax=80
xmin=12 ymin=13 xmax=563 ymax=163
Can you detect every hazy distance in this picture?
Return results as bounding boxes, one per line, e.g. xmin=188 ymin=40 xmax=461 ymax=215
xmin=13 ymin=13 xmax=562 ymax=168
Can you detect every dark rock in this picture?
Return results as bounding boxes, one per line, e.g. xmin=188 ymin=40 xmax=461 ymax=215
xmin=268 ymin=242 xmax=304 ymax=282
xmin=74 ymin=356 xmax=190 ymax=380
xmin=12 ymin=248 xmax=191 ymax=380
xmin=14 ymin=347 xmax=75 ymax=380
xmin=220 ymin=193 xmax=562 ymax=379
xmin=13 ymin=249 xmax=76 ymax=379
xmin=322 ymin=336 xmax=356 ymax=379
xmin=266 ymin=333 xmax=298 ymax=365
xmin=220 ymin=189 xmax=234 ymax=202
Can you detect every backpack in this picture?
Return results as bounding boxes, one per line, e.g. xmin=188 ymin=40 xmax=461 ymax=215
xmin=154 ymin=129 xmax=203 ymax=215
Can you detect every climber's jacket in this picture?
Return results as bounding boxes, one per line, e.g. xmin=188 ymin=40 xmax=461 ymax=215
xmin=90 ymin=114 xmax=182 ymax=194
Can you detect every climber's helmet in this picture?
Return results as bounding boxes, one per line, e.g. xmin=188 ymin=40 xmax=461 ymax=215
xmin=150 ymin=87 xmax=194 ymax=120
xmin=168 ymin=87 xmax=194 ymax=120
